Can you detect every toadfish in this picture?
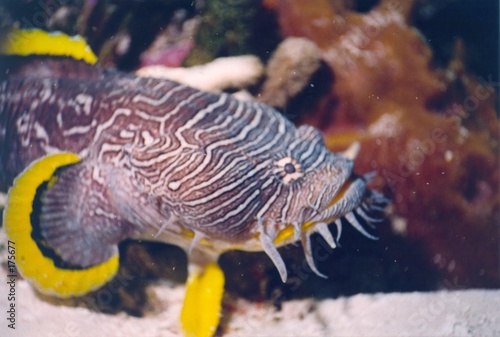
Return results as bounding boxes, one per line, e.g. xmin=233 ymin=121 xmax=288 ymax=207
xmin=0 ymin=28 xmax=387 ymax=337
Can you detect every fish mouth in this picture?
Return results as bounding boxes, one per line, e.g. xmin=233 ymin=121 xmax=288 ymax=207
xmin=316 ymin=172 xmax=386 ymax=231
xmin=296 ymin=172 xmax=389 ymax=279
xmin=256 ymin=172 xmax=389 ymax=283
xmin=326 ymin=174 xmax=359 ymax=209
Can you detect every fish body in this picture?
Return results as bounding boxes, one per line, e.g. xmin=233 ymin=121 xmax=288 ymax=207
xmin=1 ymin=69 xmax=378 ymax=269
xmin=0 ymin=28 xmax=387 ymax=337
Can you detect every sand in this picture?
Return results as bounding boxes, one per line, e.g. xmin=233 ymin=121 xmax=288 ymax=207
xmin=0 ymin=272 xmax=498 ymax=337
xmin=1 ymin=216 xmax=498 ymax=337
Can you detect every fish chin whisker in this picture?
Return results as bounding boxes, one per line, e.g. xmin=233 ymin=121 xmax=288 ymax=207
xmin=292 ymin=221 xmax=302 ymax=241
xmin=257 ymin=219 xmax=288 ymax=283
xmin=351 ymin=189 xmax=390 ymax=230
xmin=355 ymin=206 xmax=381 ymax=229
xmin=256 ymin=186 xmax=389 ymax=284
xmin=330 ymin=190 xmax=388 ymax=242
xmin=298 ymin=222 xmax=338 ymax=279
xmin=362 ymin=203 xmax=386 ymax=213
xmin=188 ymin=230 xmax=204 ymax=255
xmin=314 ymin=222 xmax=337 ymax=250
xmin=301 ymin=232 xmax=328 ymax=279
xmin=369 ymin=190 xmax=391 ymax=205
xmin=344 ymin=212 xmax=379 ymax=240
xmin=333 ymin=219 xmax=343 ymax=244
xmin=154 ymin=221 xmax=169 ymax=238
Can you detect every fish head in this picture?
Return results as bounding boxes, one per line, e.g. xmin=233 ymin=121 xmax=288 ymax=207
xmin=254 ymin=125 xmax=380 ymax=243
xmin=262 ymin=125 xmax=355 ymax=229
xmin=223 ymin=124 xmax=387 ymax=281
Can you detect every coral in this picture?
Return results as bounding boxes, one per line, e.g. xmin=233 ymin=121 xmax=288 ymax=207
xmin=270 ymin=0 xmax=499 ymax=288
xmin=136 ymin=55 xmax=264 ymax=92
xmin=259 ymin=37 xmax=323 ymax=109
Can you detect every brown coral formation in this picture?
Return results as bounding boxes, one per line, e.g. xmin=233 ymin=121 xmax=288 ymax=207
xmin=269 ymin=0 xmax=499 ymax=288
xmin=259 ymin=37 xmax=323 ymax=109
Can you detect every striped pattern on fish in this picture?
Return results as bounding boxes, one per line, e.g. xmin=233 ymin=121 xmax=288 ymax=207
xmin=1 ymin=66 xmax=386 ymax=283
xmin=0 ymin=28 xmax=389 ymax=337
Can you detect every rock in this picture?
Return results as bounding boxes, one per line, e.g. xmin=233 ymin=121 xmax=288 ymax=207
xmin=259 ymin=37 xmax=323 ymax=109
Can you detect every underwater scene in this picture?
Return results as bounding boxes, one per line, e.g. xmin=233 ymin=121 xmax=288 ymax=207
xmin=0 ymin=0 xmax=498 ymax=336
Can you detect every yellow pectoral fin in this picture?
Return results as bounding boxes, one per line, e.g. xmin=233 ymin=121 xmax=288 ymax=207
xmin=3 ymin=152 xmax=119 ymax=297
xmin=181 ymin=262 xmax=225 ymax=337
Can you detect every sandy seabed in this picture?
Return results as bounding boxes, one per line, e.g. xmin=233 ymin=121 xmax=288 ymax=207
xmin=0 ymin=225 xmax=499 ymax=337
xmin=0 ymin=271 xmax=499 ymax=337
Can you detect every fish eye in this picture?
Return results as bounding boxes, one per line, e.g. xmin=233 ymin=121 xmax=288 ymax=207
xmin=274 ymin=157 xmax=303 ymax=184
xmin=284 ymin=163 xmax=296 ymax=174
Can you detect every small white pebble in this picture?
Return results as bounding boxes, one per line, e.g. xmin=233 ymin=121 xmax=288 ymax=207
xmin=391 ymin=216 xmax=407 ymax=235
xmin=445 ymin=150 xmax=454 ymax=162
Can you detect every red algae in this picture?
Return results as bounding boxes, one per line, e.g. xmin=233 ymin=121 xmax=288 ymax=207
xmin=271 ymin=0 xmax=499 ymax=287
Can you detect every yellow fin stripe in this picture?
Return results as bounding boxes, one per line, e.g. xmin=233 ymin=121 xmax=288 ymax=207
xmin=274 ymin=221 xmax=316 ymax=245
xmin=3 ymin=152 xmax=118 ymax=298
xmin=181 ymin=263 xmax=225 ymax=337
xmin=274 ymin=225 xmax=295 ymax=245
xmin=0 ymin=28 xmax=97 ymax=64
